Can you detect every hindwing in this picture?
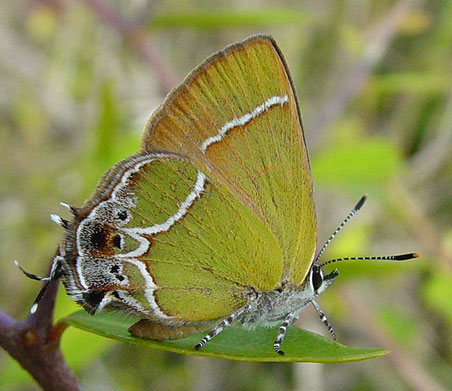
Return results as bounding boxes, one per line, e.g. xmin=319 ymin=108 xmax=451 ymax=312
xmin=64 ymin=153 xmax=284 ymax=322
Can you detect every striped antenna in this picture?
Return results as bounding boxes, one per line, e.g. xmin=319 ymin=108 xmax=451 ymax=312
xmin=14 ymin=260 xmax=50 ymax=282
xmin=314 ymin=194 xmax=368 ymax=264
xmin=320 ymin=253 xmax=420 ymax=268
xmin=14 ymin=257 xmax=63 ymax=314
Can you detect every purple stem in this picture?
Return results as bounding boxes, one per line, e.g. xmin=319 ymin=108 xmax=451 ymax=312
xmin=0 ymin=253 xmax=81 ymax=391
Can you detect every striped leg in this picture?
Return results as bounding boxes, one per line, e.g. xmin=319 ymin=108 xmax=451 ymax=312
xmin=194 ymin=304 xmax=250 ymax=350
xmin=311 ymin=300 xmax=336 ymax=341
xmin=273 ymin=311 xmax=295 ymax=356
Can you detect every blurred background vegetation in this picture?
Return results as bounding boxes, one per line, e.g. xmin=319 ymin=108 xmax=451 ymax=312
xmin=1 ymin=0 xmax=451 ymax=390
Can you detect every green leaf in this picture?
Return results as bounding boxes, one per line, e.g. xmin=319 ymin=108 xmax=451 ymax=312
xmin=92 ymin=80 xmax=121 ymax=169
xmin=63 ymin=311 xmax=389 ymax=363
xmin=81 ymin=80 xmax=140 ymax=191
xmin=368 ymin=73 xmax=451 ymax=95
xmin=312 ymin=138 xmax=403 ymax=189
xmin=149 ymin=9 xmax=309 ymax=29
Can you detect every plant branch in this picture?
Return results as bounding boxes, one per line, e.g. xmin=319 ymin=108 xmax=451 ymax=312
xmin=0 ymin=252 xmax=81 ymax=391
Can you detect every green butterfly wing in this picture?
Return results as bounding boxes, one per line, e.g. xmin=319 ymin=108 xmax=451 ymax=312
xmin=77 ymin=153 xmax=284 ymax=322
xmin=142 ymin=35 xmax=316 ymax=284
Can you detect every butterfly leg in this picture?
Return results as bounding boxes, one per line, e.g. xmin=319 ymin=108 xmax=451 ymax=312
xmin=194 ymin=304 xmax=251 ymax=350
xmin=273 ymin=311 xmax=295 ymax=356
xmin=311 ymin=300 xmax=336 ymax=341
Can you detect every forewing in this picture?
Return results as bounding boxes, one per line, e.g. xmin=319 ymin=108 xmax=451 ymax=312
xmin=142 ymin=35 xmax=316 ymax=283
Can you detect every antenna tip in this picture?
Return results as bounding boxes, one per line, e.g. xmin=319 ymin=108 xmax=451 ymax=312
xmin=14 ymin=259 xmax=19 ymax=267
xmin=50 ymin=214 xmax=68 ymax=228
xmin=355 ymin=194 xmax=368 ymax=211
xmin=394 ymin=253 xmax=421 ymax=260
xmin=50 ymin=214 xmax=60 ymax=223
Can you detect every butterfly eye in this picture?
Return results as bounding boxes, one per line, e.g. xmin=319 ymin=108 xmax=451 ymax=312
xmin=312 ymin=266 xmax=324 ymax=292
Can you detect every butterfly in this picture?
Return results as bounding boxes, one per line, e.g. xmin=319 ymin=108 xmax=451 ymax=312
xmin=19 ymin=35 xmax=418 ymax=355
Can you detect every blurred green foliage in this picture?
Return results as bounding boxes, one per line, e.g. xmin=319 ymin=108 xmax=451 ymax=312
xmin=148 ymin=9 xmax=310 ymax=29
xmin=1 ymin=1 xmax=451 ymax=390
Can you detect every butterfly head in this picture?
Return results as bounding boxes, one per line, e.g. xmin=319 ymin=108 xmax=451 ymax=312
xmin=308 ymin=264 xmax=339 ymax=296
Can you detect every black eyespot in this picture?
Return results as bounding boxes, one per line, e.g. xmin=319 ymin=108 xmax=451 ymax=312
xmin=91 ymin=227 xmax=107 ymax=249
xmin=83 ymin=291 xmax=106 ymax=307
xmin=110 ymin=265 xmax=120 ymax=274
xmin=312 ymin=266 xmax=323 ymax=291
xmin=112 ymin=234 xmax=122 ymax=249
xmin=117 ymin=275 xmax=125 ymax=281
xmin=118 ymin=211 xmax=128 ymax=221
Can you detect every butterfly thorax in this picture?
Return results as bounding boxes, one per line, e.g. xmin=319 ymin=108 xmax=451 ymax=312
xmin=237 ymin=288 xmax=311 ymax=329
xmin=236 ymin=272 xmax=335 ymax=330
